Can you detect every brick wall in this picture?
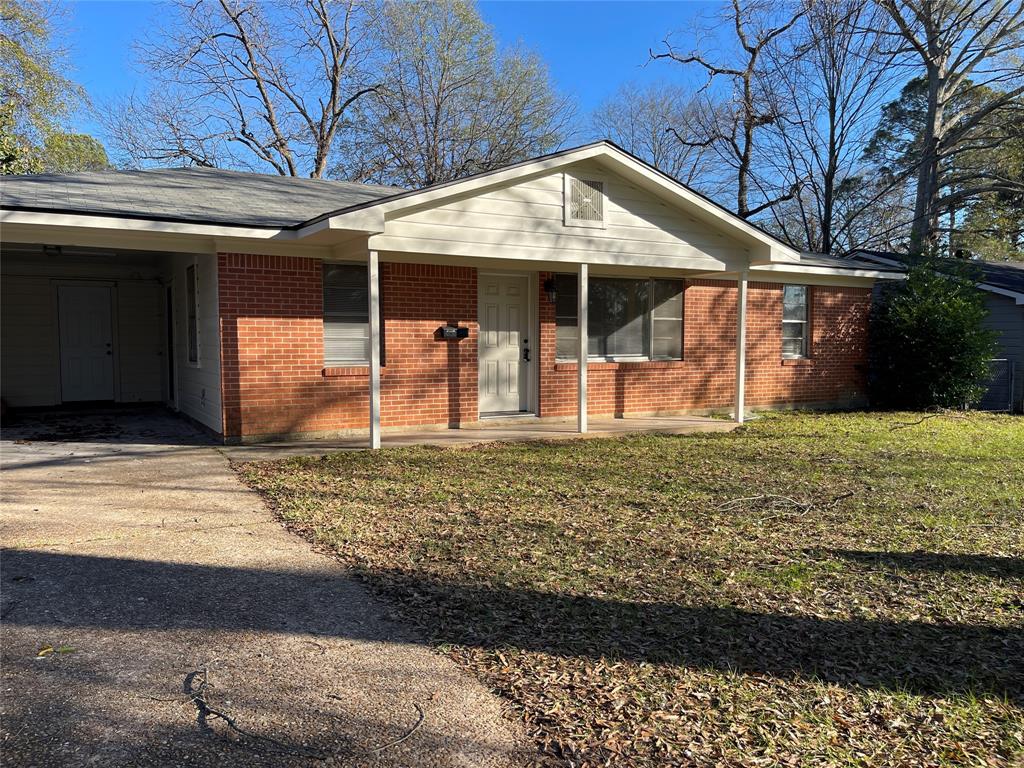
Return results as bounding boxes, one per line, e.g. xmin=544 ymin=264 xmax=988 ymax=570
xmin=219 ymin=254 xmax=477 ymax=440
xmin=537 ymin=273 xmax=870 ymax=418
xmin=218 ymin=254 xmax=870 ymax=440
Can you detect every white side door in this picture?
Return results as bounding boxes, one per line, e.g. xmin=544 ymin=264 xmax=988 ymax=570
xmin=478 ymin=274 xmax=530 ymax=414
xmin=58 ymin=285 xmax=115 ymax=401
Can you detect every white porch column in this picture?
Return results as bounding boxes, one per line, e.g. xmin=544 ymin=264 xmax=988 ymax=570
xmin=368 ymin=249 xmax=381 ymax=449
xmin=578 ymin=263 xmax=588 ymax=433
xmin=735 ymin=269 xmax=748 ymax=424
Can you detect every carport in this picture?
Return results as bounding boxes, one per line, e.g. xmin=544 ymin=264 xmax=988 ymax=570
xmin=1 ymin=243 xmax=222 ymax=433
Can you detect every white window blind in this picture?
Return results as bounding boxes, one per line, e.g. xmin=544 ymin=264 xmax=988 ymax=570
xmin=323 ymin=263 xmax=370 ymax=365
xmin=782 ymin=284 xmax=809 ymax=358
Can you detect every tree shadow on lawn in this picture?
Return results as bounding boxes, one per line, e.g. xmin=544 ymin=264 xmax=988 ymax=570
xmin=3 ymin=548 xmax=1021 ymax=704
xmin=814 ymin=548 xmax=1024 ymax=579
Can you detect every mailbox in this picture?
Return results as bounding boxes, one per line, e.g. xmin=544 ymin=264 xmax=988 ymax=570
xmin=439 ymin=324 xmax=469 ymax=340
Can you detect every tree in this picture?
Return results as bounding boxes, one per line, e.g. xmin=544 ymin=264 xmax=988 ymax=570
xmin=651 ymin=0 xmax=808 ymax=220
xmin=761 ymin=0 xmax=904 ymax=253
xmin=105 ymin=0 xmax=379 ymax=178
xmin=341 ymin=0 xmax=571 ymax=188
xmin=874 ymin=0 xmax=1024 ymax=253
xmin=591 ymin=82 xmax=720 ymax=189
xmin=42 ymin=132 xmax=109 ymax=173
xmin=1 ymin=0 xmax=107 ymax=174
xmin=865 ymin=76 xmax=1024 ymax=258
xmin=870 ymin=256 xmax=998 ymax=408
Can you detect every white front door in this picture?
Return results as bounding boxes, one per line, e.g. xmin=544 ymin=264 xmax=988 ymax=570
xmin=58 ymin=285 xmax=115 ymax=401
xmin=478 ymin=274 xmax=530 ymax=414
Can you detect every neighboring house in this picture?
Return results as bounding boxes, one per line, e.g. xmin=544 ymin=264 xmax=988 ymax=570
xmin=0 ymin=141 xmax=900 ymax=446
xmin=852 ymin=250 xmax=1024 ymax=413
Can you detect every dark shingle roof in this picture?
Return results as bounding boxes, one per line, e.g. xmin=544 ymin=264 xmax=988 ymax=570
xmin=797 ymin=251 xmax=905 ymax=272
xmin=976 ymin=259 xmax=1024 ymax=294
xmin=851 ymin=248 xmax=1024 ymax=295
xmin=0 ymin=166 xmax=404 ymax=228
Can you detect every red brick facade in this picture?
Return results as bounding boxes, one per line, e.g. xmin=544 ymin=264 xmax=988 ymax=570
xmin=218 ymin=254 xmax=870 ymax=440
xmin=219 ymin=254 xmax=477 ymax=440
xmin=538 ymin=274 xmax=870 ymax=418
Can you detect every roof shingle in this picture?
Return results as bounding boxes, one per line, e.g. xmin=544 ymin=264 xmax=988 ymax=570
xmin=0 ymin=166 xmax=404 ymax=228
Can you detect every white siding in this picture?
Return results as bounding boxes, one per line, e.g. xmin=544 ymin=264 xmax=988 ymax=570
xmin=1 ymin=276 xmax=59 ymax=406
xmin=117 ymin=282 xmax=166 ymax=402
xmin=0 ymin=249 xmax=166 ymax=408
xmin=164 ymin=253 xmax=222 ymax=433
xmin=375 ymin=160 xmax=747 ymax=269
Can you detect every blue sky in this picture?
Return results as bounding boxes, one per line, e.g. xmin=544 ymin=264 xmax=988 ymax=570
xmin=65 ymin=1 xmax=718 ymax=141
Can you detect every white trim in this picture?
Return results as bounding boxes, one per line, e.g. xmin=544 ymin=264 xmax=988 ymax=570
xmin=979 ymin=283 xmax=1024 ymax=305
xmin=578 ymin=264 xmax=588 ymax=433
xmin=368 ymin=250 xmax=381 ymax=449
xmin=735 ymin=271 xmax=748 ymax=424
xmin=0 ymin=209 xmax=293 ymax=241
xmin=562 ymin=173 xmax=607 ymax=230
xmin=750 ymin=263 xmax=901 ymax=279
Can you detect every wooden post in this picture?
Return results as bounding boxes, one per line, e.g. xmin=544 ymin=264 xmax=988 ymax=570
xmin=368 ymin=249 xmax=381 ymax=449
xmin=578 ymin=263 xmax=588 ymax=433
xmin=735 ymin=269 xmax=748 ymax=424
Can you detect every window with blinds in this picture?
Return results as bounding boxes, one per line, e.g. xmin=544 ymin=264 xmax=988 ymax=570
xmin=323 ymin=263 xmax=370 ymax=365
xmin=782 ymin=284 xmax=809 ymax=359
xmin=554 ymin=274 xmax=683 ymax=361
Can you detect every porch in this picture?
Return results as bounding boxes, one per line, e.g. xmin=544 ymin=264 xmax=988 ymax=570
xmin=223 ymin=413 xmax=739 ymax=461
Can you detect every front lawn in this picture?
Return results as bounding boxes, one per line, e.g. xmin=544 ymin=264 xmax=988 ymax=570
xmin=239 ymin=412 xmax=1024 ymax=767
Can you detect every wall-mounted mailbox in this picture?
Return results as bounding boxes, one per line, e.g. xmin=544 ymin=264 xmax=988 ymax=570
xmin=439 ymin=325 xmax=469 ymax=340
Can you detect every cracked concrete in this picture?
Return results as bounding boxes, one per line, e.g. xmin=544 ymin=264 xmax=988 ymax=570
xmin=0 ymin=409 xmax=530 ymax=767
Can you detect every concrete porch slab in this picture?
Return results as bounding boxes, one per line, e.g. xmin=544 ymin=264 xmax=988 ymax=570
xmin=224 ymin=415 xmax=738 ymax=462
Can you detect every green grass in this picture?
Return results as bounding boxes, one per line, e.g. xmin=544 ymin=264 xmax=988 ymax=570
xmin=239 ymin=411 xmax=1024 ymax=767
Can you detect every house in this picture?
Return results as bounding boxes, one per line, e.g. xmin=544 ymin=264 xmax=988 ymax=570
xmin=0 ymin=141 xmax=901 ymax=446
xmin=852 ymin=249 xmax=1024 ymax=413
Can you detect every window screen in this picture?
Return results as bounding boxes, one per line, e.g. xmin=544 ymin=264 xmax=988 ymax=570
xmin=323 ymin=263 xmax=370 ymax=365
xmin=782 ymin=284 xmax=809 ymax=359
xmin=554 ymin=275 xmax=683 ymax=360
xmin=186 ymin=263 xmax=198 ymax=363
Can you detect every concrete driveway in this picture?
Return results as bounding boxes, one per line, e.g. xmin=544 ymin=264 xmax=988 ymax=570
xmin=0 ymin=409 xmax=529 ymax=767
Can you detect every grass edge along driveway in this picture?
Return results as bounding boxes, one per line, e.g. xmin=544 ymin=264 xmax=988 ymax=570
xmin=239 ymin=412 xmax=1024 ymax=767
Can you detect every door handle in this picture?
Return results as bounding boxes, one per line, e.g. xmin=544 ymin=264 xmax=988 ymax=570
xmin=522 ymin=347 xmax=530 ymax=362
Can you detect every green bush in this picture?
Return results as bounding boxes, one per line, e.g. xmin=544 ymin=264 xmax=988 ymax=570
xmin=869 ymin=257 xmax=998 ymax=409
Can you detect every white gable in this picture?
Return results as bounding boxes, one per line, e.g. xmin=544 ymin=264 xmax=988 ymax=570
xmin=367 ymin=159 xmax=749 ymax=272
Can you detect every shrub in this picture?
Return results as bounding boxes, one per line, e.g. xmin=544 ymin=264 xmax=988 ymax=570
xmin=869 ymin=257 xmax=998 ymax=409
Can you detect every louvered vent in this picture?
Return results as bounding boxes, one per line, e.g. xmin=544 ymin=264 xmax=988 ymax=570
xmin=568 ymin=178 xmax=604 ymax=224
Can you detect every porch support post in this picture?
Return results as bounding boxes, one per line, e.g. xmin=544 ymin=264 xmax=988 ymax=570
xmin=368 ymin=249 xmax=381 ymax=449
xmin=578 ymin=263 xmax=588 ymax=433
xmin=735 ymin=269 xmax=748 ymax=424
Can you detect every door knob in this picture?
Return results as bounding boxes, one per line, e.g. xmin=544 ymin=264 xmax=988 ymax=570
xmin=522 ymin=347 xmax=530 ymax=362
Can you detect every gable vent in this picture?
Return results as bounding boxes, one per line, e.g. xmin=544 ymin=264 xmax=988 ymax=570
xmin=566 ymin=177 xmax=604 ymax=226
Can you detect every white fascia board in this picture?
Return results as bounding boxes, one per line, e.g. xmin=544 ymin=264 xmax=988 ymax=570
xmin=751 ymin=262 xmax=903 ymax=279
xmin=980 ymin=283 xmax=1024 ymax=305
xmin=0 ymin=209 xmax=293 ymax=241
xmin=297 ymin=208 xmax=385 ymax=239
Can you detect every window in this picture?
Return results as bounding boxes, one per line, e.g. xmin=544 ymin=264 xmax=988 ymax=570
xmin=782 ymin=284 xmax=809 ymax=359
xmin=186 ymin=263 xmax=199 ymax=363
xmin=323 ymin=263 xmax=371 ymax=365
xmin=564 ymin=176 xmax=605 ymax=227
xmin=554 ymin=274 xmax=684 ymax=361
